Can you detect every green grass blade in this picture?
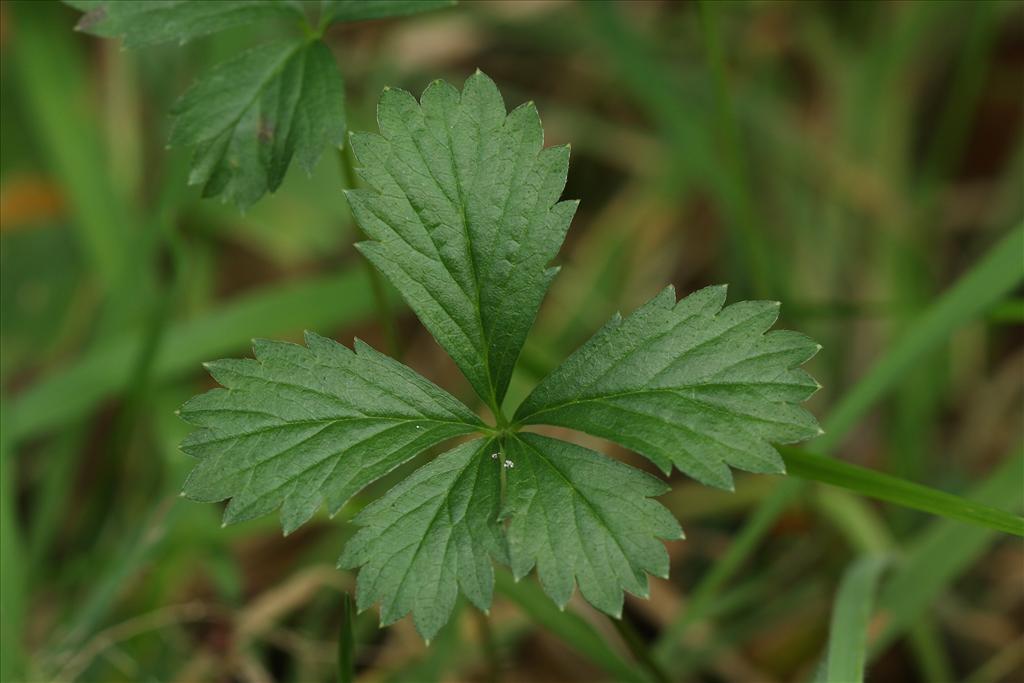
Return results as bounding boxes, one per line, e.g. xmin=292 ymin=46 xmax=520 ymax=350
xmin=7 ymin=268 xmax=390 ymax=444
xmin=0 ymin=411 xmax=26 ymax=683
xmin=338 ymin=593 xmax=356 ymax=683
xmin=781 ymin=448 xmax=1024 ymax=536
xmin=494 ymin=571 xmax=653 ymax=683
xmin=821 ymin=224 xmax=1024 ymax=450
xmin=826 ymin=556 xmax=888 ymax=683
xmin=10 ymin=1 xmax=135 ymax=294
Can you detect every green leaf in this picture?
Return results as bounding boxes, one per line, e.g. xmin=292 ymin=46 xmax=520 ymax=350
xmin=323 ymin=0 xmax=456 ymax=24
xmin=173 ymin=73 xmax=828 ymax=642
xmin=503 ymin=434 xmax=682 ymax=618
xmin=516 ymin=285 xmax=822 ymax=490
xmin=825 ymin=555 xmax=888 ymax=683
xmin=338 ymin=439 xmax=507 ymax=642
xmin=346 ymin=71 xmax=577 ymax=409
xmin=781 ymin=447 xmax=1024 ymax=536
xmin=68 ymin=1 xmax=302 ymax=49
xmin=178 ymin=332 xmax=481 ymax=534
xmin=169 ymin=38 xmax=345 ymax=209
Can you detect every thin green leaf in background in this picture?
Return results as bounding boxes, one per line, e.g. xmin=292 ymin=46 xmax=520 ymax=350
xmin=825 ymin=556 xmax=888 ymax=683
xmin=338 ymin=593 xmax=356 ymax=683
xmin=13 ymin=0 xmax=138 ymax=296
xmin=0 ymin=420 xmax=25 ymax=683
xmin=780 ymin=448 xmax=1024 ymax=536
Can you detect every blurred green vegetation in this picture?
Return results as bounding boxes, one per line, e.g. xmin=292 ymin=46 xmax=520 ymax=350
xmin=1 ymin=1 xmax=1022 ymax=682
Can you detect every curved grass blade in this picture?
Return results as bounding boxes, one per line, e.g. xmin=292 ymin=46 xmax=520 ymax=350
xmin=825 ymin=556 xmax=888 ymax=683
xmin=781 ymin=448 xmax=1024 ymax=537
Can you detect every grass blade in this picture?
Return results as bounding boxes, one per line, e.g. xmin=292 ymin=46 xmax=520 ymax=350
xmin=337 ymin=593 xmax=355 ymax=683
xmin=10 ymin=1 xmax=135 ymax=294
xmin=781 ymin=448 xmax=1024 ymax=536
xmin=826 ymin=556 xmax=888 ymax=683
xmin=0 ymin=413 xmax=25 ymax=683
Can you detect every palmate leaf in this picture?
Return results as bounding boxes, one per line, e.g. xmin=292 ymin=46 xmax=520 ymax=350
xmin=179 ymin=332 xmax=482 ymax=534
xmin=176 ymin=73 xmax=824 ymax=641
xmin=516 ymin=285 xmax=823 ymax=490
xmin=169 ymin=38 xmax=345 ymax=209
xmin=346 ymin=71 xmax=577 ymax=409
